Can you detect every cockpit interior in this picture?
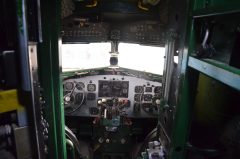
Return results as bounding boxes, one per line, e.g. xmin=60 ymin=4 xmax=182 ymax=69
xmin=1 ymin=0 xmax=240 ymax=159
xmin=61 ymin=1 xmax=171 ymax=158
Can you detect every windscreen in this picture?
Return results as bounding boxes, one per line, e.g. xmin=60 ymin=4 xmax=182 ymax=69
xmin=62 ymin=43 xmax=165 ymax=75
xmin=118 ymin=43 xmax=165 ymax=75
xmin=62 ymin=43 xmax=111 ymax=72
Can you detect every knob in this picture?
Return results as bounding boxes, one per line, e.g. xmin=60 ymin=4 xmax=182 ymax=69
xmin=98 ymin=137 xmax=104 ymax=143
xmin=102 ymin=98 xmax=107 ymax=103
xmin=97 ymin=100 xmax=102 ymax=105
xmin=64 ymin=96 xmax=71 ymax=102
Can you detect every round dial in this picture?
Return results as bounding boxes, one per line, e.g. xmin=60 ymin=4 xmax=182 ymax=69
xmin=76 ymin=82 xmax=85 ymax=90
xmin=143 ymin=94 xmax=153 ymax=101
xmin=145 ymin=87 xmax=152 ymax=92
xmin=154 ymin=86 xmax=162 ymax=93
xmin=134 ymin=94 xmax=142 ymax=102
xmin=64 ymin=82 xmax=74 ymax=91
xmin=75 ymin=93 xmax=84 ymax=104
xmin=87 ymin=84 xmax=96 ymax=92
xmin=135 ymin=86 xmax=144 ymax=93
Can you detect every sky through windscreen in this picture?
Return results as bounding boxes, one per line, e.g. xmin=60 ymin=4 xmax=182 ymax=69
xmin=62 ymin=43 xmax=165 ymax=75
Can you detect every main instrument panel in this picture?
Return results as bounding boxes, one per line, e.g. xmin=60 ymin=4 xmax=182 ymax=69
xmin=63 ymin=75 xmax=162 ymax=118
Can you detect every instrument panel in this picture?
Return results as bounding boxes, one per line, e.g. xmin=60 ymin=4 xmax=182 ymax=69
xmin=63 ymin=75 xmax=162 ymax=118
xmin=98 ymin=80 xmax=129 ymax=98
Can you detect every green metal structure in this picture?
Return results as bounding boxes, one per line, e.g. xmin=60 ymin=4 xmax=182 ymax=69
xmin=38 ymin=0 xmax=67 ymax=158
xmin=170 ymin=0 xmax=240 ymax=159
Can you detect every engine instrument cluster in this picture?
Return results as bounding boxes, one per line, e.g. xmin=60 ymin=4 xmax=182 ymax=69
xmin=98 ymin=81 xmax=129 ymax=98
xmin=63 ymin=75 xmax=162 ymax=118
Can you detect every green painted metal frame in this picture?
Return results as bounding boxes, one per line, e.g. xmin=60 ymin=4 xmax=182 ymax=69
xmin=170 ymin=0 xmax=240 ymax=159
xmin=38 ymin=0 xmax=67 ymax=158
xmin=193 ymin=7 xmax=240 ymax=18
xmin=188 ymin=57 xmax=240 ymax=91
xmin=193 ymin=1 xmax=240 ymax=18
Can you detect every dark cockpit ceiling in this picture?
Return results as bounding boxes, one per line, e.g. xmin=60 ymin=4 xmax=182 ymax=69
xmin=61 ymin=0 xmax=169 ymax=46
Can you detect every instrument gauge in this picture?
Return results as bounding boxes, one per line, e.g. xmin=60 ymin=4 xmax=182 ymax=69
xmin=154 ymin=86 xmax=162 ymax=93
xmin=145 ymin=87 xmax=152 ymax=92
xmin=135 ymin=86 xmax=144 ymax=93
xmin=64 ymin=82 xmax=74 ymax=91
xmin=76 ymin=82 xmax=85 ymax=90
xmin=75 ymin=93 xmax=84 ymax=104
xmin=134 ymin=94 xmax=142 ymax=102
xmin=143 ymin=94 xmax=153 ymax=101
xmin=87 ymin=84 xmax=96 ymax=92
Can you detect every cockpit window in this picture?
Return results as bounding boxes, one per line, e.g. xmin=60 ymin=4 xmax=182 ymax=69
xmin=62 ymin=43 xmax=165 ymax=75
xmin=62 ymin=43 xmax=111 ymax=72
xmin=118 ymin=43 xmax=165 ymax=75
